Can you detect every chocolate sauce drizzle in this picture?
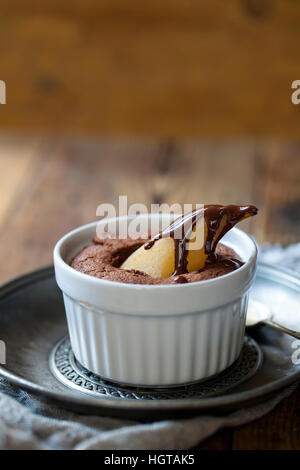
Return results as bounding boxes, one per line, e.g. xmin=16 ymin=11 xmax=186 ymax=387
xmin=172 ymin=275 xmax=188 ymax=284
xmin=145 ymin=204 xmax=258 ymax=276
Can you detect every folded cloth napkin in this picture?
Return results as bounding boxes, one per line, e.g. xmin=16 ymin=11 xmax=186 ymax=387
xmin=0 ymin=244 xmax=299 ymax=450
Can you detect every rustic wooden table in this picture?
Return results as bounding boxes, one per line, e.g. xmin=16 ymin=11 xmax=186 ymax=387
xmin=0 ymin=135 xmax=299 ymax=449
xmin=2 ymin=1 xmax=300 ymax=137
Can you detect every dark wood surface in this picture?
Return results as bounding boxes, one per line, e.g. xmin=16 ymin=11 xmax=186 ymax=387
xmin=0 ymin=135 xmax=299 ymax=449
xmin=1 ymin=0 xmax=300 ymax=137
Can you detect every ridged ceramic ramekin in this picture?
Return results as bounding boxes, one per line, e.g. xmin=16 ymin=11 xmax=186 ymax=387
xmin=53 ymin=214 xmax=257 ymax=387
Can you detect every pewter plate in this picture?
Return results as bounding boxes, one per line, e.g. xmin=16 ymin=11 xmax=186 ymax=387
xmin=0 ymin=263 xmax=299 ymax=420
xmin=49 ymin=336 xmax=262 ymax=400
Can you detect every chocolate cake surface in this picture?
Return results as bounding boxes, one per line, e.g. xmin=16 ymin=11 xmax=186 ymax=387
xmin=71 ymin=235 xmax=243 ymax=285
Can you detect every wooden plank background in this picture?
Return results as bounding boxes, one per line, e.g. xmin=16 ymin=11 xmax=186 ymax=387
xmin=1 ymin=0 xmax=300 ymax=136
xmin=1 ymin=136 xmax=299 ymax=285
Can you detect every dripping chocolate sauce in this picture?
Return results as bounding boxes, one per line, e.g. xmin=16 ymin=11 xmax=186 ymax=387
xmin=145 ymin=204 xmax=258 ymax=277
xmin=171 ymin=258 xmax=243 ymax=284
xmin=172 ymin=275 xmax=188 ymax=284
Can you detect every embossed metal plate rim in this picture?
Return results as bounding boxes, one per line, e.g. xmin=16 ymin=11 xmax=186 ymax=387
xmin=49 ymin=335 xmax=263 ymax=400
xmin=0 ymin=264 xmax=299 ymax=415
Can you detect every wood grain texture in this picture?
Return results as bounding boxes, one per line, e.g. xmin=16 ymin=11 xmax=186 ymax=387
xmin=0 ymin=136 xmax=299 ymax=282
xmin=0 ymin=136 xmax=40 ymax=224
xmin=1 ymin=0 xmax=300 ymax=136
xmin=196 ymin=388 xmax=300 ymax=450
xmin=0 ymin=134 xmax=299 ymax=449
xmin=233 ymin=388 xmax=300 ymax=450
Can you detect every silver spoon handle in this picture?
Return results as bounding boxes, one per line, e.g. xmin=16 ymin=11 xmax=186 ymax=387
xmin=264 ymin=318 xmax=300 ymax=340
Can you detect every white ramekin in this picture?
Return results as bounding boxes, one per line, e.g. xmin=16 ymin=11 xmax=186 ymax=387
xmin=53 ymin=214 xmax=257 ymax=387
